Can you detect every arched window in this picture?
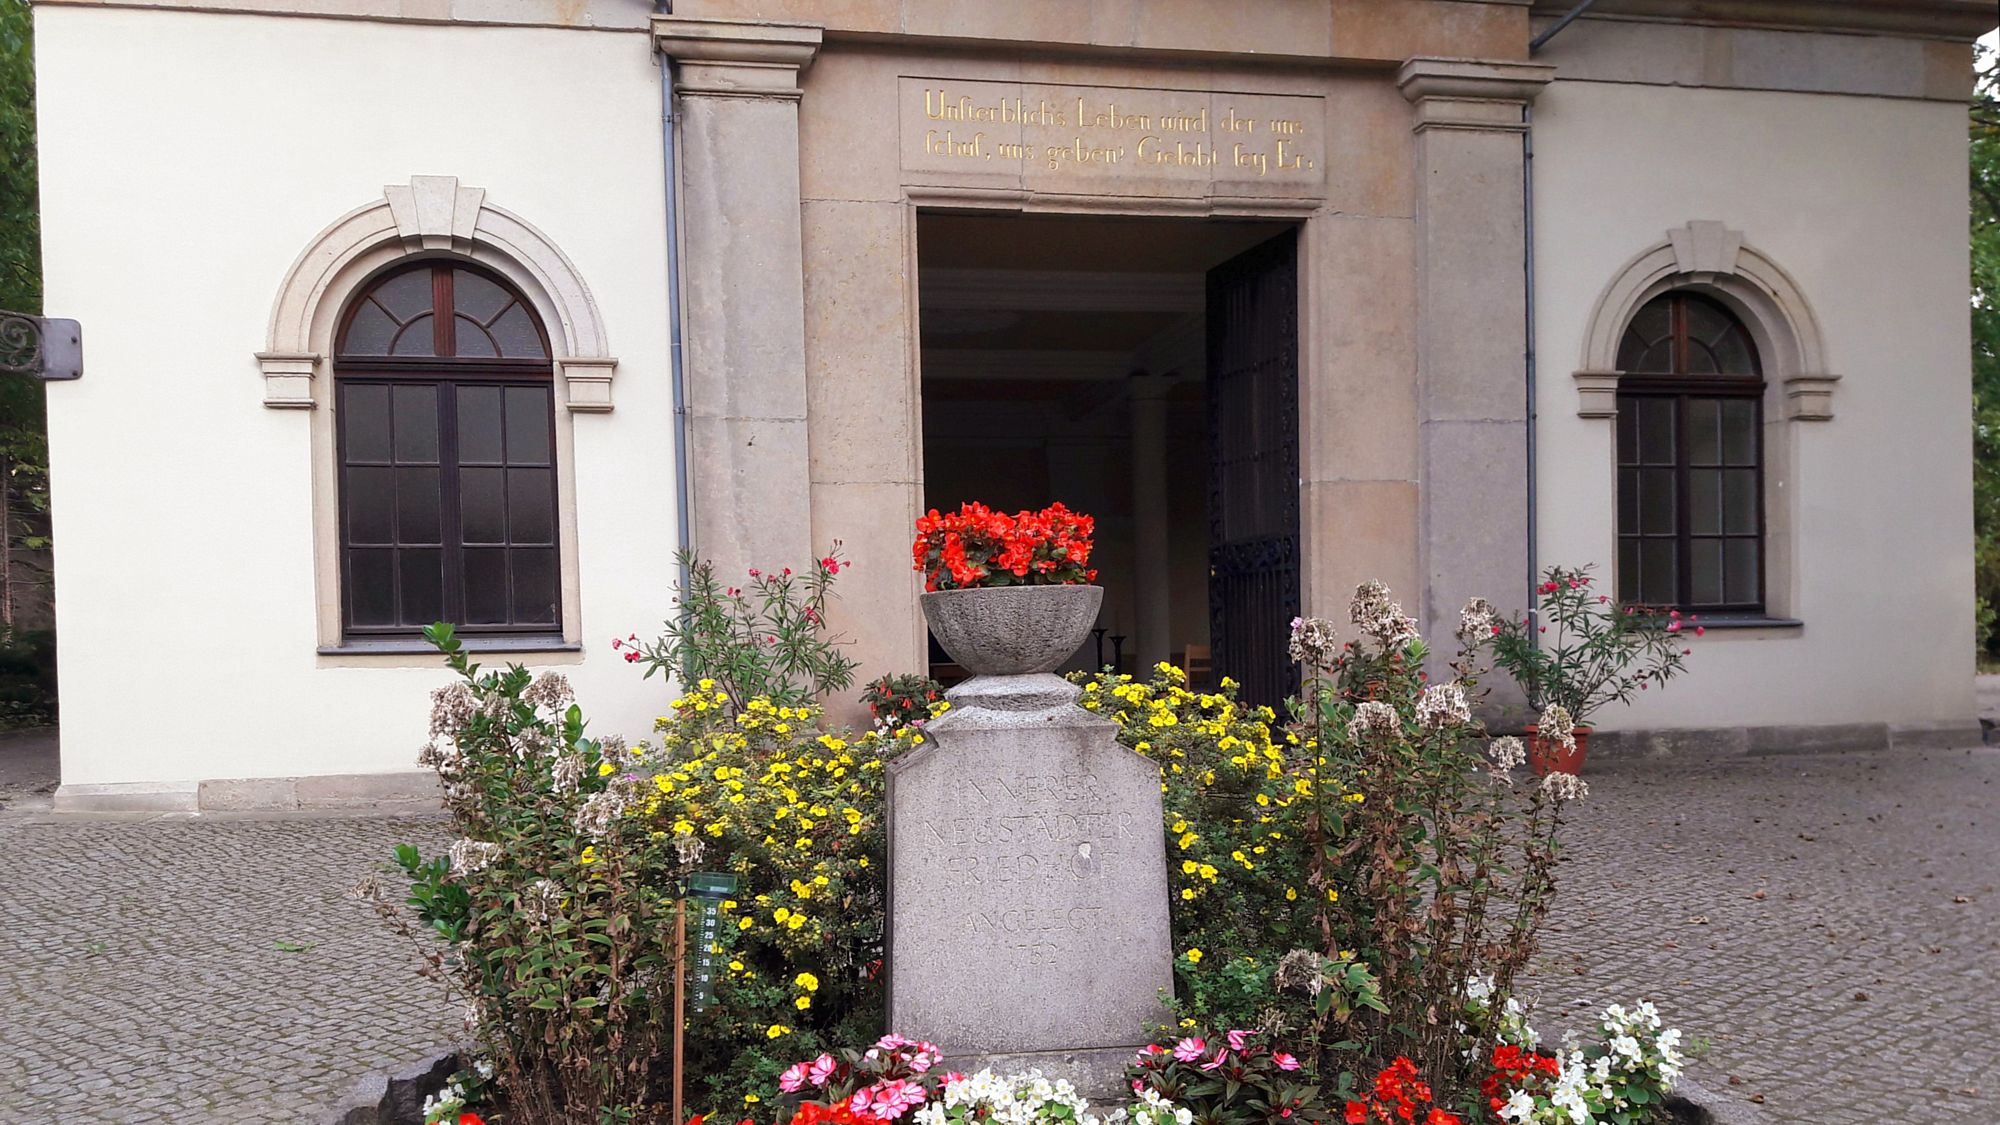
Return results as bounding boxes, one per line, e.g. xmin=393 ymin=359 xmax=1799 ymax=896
xmin=334 ymin=261 xmax=560 ymax=635
xmin=1615 ymin=292 xmax=1764 ymax=611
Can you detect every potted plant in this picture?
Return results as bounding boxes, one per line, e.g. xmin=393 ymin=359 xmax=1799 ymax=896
xmin=1487 ymin=565 xmax=1697 ymax=774
xmin=911 ymin=501 xmax=1100 ymax=677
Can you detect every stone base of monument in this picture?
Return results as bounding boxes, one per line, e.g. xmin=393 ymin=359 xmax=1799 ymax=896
xmin=886 ymin=671 xmax=1173 ymax=1098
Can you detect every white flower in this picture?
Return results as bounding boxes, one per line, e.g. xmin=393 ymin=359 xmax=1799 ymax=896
xmin=1416 ymin=682 xmax=1472 ymax=730
xmin=447 ymin=837 xmax=503 ymax=875
xmin=1496 ymin=1090 xmax=1535 ymax=1122
xmin=1287 ymin=616 xmax=1341 ymax=670
xmin=1348 ymin=700 xmax=1402 ymax=742
xmin=1350 ymin=580 xmax=1420 ymax=647
xmin=1538 ymin=704 xmax=1577 ymax=750
xmin=1457 ymin=596 xmax=1498 ymax=647
xmin=1541 ymin=771 xmax=1588 ymax=801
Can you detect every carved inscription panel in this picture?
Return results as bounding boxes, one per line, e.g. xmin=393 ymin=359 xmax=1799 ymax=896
xmin=897 ymin=77 xmax=1326 ymax=200
xmin=888 ymin=726 xmax=1172 ymax=1055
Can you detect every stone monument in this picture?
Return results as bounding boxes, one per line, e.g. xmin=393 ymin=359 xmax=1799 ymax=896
xmin=887 ymin=584 xmax=1172 ymax=1095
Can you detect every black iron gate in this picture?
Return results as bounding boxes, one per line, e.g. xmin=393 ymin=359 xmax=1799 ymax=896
xmin=1205 ymin=230 xmax=1300 ymax=710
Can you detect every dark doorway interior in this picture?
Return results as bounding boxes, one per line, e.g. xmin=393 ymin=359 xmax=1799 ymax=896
xmin=915 ymin=212 xmax=1301 ymax=705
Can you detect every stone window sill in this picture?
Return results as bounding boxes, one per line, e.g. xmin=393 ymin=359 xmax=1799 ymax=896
xmin=1684 ymin=614 xmax=1802 ymax=632
xmin=319 ymin=634 xmax=580 ymax=656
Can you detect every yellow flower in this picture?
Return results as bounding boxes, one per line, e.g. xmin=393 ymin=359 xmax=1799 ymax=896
xmin=1327 ymin=889 xmax=1340 ymax=902
xmin=1177 ymin=831 xmax=1197 ymax=849
xmin=787 ymin=912 xmax=807 ymax=930
xmin=745 ymin=1095 xmax=762 ymax=1105
xmin=1345 ymin=792 xmax=1366 ymax=804
xmin=1184 ymin=948 xmax=1203 ymax=964
xmin=766 ymin=1024 xmax=791 ymax=1039
xmin=729 ymin=959 xmax=744 ymax=971
xmin=738 ymin=917 xmax=753 ymax=930
xmin=774 ymin=907 xmax=791 ymax=923
xmin=579 ymin=845 xmax=598 ymax=866
xmin=1286 ymin=887 xmax=1298 ymax=901
xmin=1181 ymin=860 xmax=1198 ymax=875
xmin=795 ymin=995 xmax=812 ymax=1010
xmin=795 ymin=971 xmax=819 ymax=992
xmin=1180 ymin=888 xmax=1196 ymax=900
xmin=597 ymin=762 xmax=617 ymax=777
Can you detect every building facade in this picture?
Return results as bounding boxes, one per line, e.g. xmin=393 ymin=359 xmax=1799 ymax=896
xmin=32 ymin=0 xmax=1993 ymax=809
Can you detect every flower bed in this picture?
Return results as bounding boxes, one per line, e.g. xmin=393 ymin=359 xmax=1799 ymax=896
xmin=360 ymin=525 xmax=1712 ymax=1125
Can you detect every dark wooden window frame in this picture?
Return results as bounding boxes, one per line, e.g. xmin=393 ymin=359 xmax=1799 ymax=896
xmin=333 ymin=261 xmax=561 ymax=637
xmin=1615 ymin=292 xmax=1767 ymax=614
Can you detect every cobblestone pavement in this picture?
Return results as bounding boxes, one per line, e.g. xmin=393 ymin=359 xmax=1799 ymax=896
xmin=0 ymin=782 xmax=456 ymax=1124
xmin=1526 ymin=745 xmax=2000 ymax=1124
xmin=1 ymin=738 xmax=1995 ymax=1123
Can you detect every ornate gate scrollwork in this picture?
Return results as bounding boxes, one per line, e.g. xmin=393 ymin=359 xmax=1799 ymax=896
xmin=0 ymin=312 xmax=83 ymax=381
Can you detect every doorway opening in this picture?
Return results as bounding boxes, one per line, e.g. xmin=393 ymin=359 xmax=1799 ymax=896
xmin=916 ymin=211 xmax=1301 ymax=706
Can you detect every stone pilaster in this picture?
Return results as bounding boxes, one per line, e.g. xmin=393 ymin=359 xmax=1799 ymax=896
xmin=1397 ymin=58 xmax=1552 ymax=674
xmin=653 ymin=17 xmax=823 ymax=576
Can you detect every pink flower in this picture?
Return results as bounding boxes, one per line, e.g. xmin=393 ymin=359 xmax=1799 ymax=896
xmin=1695 ymin=626 xmax=1706 ymax=636
xmin=940 ymin=1073 xmax=966 ymax=1087
xmin=610 ymin=637 xmax=623 ymax=650
xmin=850 ymin=1091 xmax=876 ymax=1117
xmin=779 ymin=1063 xmax=809 ymax=1093
xmin=1666 ymin=620 xmax=1682 ymax=633
xmin=868 ymin=1080 xmax=929 ymax=1120
xmin=875 ymin=1033 xmax=911 ymax=1053
xmin=1137 ymin=1044 xmax=1167 ymax=1065
xmin=808 ymin=1054 xmax=838 ymax=1086
xmin=1200 ymin=1049 xmax=1229 ymax=1072
xmin=1226 ymin=1029 xmax=1253 ymax=1053
xmin=1173 ymin=1036 xmax=1207 ymax=1062
xmin=748 ymin=568 xmax=761 ymax=578
xmin=1273 ymin=1052 xmax=1301 ymax=1071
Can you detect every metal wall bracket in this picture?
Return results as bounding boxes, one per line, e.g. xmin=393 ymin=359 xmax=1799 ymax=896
xmin=0 ymin=312 xmax=83 ymax=381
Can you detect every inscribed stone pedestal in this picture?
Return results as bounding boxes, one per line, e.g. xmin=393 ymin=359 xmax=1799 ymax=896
xmin=887 ymin=673 xmax=1173 ymax=1094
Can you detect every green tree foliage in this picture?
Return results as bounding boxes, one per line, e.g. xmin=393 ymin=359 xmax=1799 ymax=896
xmin=0 ymin=0 xmax=49 ymax=579
xmin=1974 ymin=44 xmax=2000 ymax=657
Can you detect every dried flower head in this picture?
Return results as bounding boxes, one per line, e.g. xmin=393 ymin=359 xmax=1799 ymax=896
xmin=1415 ymin=682 xmax=1472 ymax=730
xmin=523 ymin=878 xmax=562 ymax=925
xmin=1348 ymin=700 xmax=1402 ymax=743
xmin=574 ymin=779 xmax=636 ymax=839
xmin=1457 ymin=597 xmax=1497 ymax=648
xmin=1487 ymin=735 xmax=1527 ymax=780
xmin=1540 ymin=771 xmax=1589 ymax=801
xmin=1287 ymin=616 xmax=1341 ymax=671
xmin=1538 ymin=704 xmax=1577 ymax=751
xmin=1350 ymin=580 xmax=1419 ymax=648
xmin=448 ymin=838 xmax=503 ymax=876
xmin=428 ymin=683 xmax=477 ymax=740
xmin=522 ymin=672 xmax=575 ymax=712
xmin=550 ymin=753 xmax=586 ymax=795
xmin=1275 ymin=949 xmax=1327 ymax=997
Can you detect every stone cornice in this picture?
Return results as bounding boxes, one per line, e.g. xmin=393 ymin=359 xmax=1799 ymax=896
xmin=1397 ymin=58 xmax=1555 ymax=131
xmin=1529 ymin=0 xmax=1995 ymax=41
xmin=652 ymin=17 xmax=822 ymax=98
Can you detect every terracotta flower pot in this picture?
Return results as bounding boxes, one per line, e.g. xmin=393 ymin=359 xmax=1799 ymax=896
xmin=920 ymin=584 xmax=1103 ymax=676
xmin=1524 ymin=724 xmax=1592 ymax=777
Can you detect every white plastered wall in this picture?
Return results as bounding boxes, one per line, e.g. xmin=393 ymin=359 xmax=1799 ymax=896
xmin=35 ymin=8 xmax=680 ymax=785
xmin=1532 ymin=80 xmax=1975 ymax=731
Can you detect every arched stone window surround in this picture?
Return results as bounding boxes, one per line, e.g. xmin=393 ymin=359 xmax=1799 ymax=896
xmin=1573 ymin=222 xmax=1831 ymax=623
xmin=1573 ymin=221 xmax=1836 ymax=421
xmin=259 ymin=176 xmax=609 ymax=654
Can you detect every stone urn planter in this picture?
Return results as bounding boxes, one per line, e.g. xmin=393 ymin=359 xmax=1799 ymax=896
xmin=920 ymin=584 xmax=1102 ymax=676
xmin=1525 ymin=723 xmax=1592 ymax=776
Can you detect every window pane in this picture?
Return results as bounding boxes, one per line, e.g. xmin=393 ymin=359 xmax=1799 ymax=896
xmin=1686 ymin=398 xmax=1721 ymax=465
xmin=1616 ymin=401 xmax=1638 ymax=466
xmin=1689 ymin=469 xmax=1721 ymax=535
xmin=458 ymin=386 xmax=504 ymax=464
xmin=372 ymin=268 xmax=435 ymax=321
xmin=391 ymin=314 xmax=438 ymax=357
xmin=1690 ymin=538 xmax=1724 ymax=605
xmin=348 ymin=549 xmax=395 ymax=626
xmin=490 ymin=304 xmax=547 ymax=359
xmin=400 ymin=548 xmax=443 ymax=626
xmin=343 ymin=302 xmax=397 ymax=356
xmin=1639 ymin=468 xmax=1676 ymax=535
xmin=1685 ymin=298 xmax=1734 ymax=348
xmin=1617 ymin=468 xmax=1639 ymax=535
xmin=1722 ymin=399 xmax=1757 ymax=464
xmin=463 ymin=549 xmax=508 ymax=624
xmin=342 ymin=384 xmax=392 ymax=463
xmin=461 ymin=467 xmax=506 ymax=545
xmin=1724 ymin=469 xmax=1758 ymax=535
xmin=511 ymin=548 xmax=559 ymax=625
xmin=346 ymin=467 xmax=394 ymax=545
xmin=391 ymin=384 xmax=439 ymax=463
xmin=1637 ymin=398 xmax=1674 ymax=464
xmin=453 ymin=270 xmax=512 ymax=322
xmin=505 ymin=387 xmax=553 ymax=464
xmin=1686 ymin=341 xmax=1719 ymax=375
xmin=1618 ymin=538 xmax=1640 ymax=602
xmin=1725 ymin=539 xmax=1760 ymax=605
xmin=453 ymin=317 xmax=499 ymax=359
xmin=1636 ymin=340 xmax=1673 ymax=373
xmin=1711 ymin=328 xmax=1755 ymax=374
xmin=1639 ymin=539 xmax=1676 ymax=605
xmin=397 ymin=467 xmax=441 ymax=545
xmin=508 ymin=468 xmax=555 ymax=545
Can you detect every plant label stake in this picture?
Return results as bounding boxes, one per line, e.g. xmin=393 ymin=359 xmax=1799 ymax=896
xmin=687 ymin=871 xmax=738 ymax=1012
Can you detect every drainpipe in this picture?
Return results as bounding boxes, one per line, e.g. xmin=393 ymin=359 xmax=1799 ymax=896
xmin=656 ymin=4 xmax=694 ymax=597
xmin=1523 ymin=103 xmax=1540 ymax=635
